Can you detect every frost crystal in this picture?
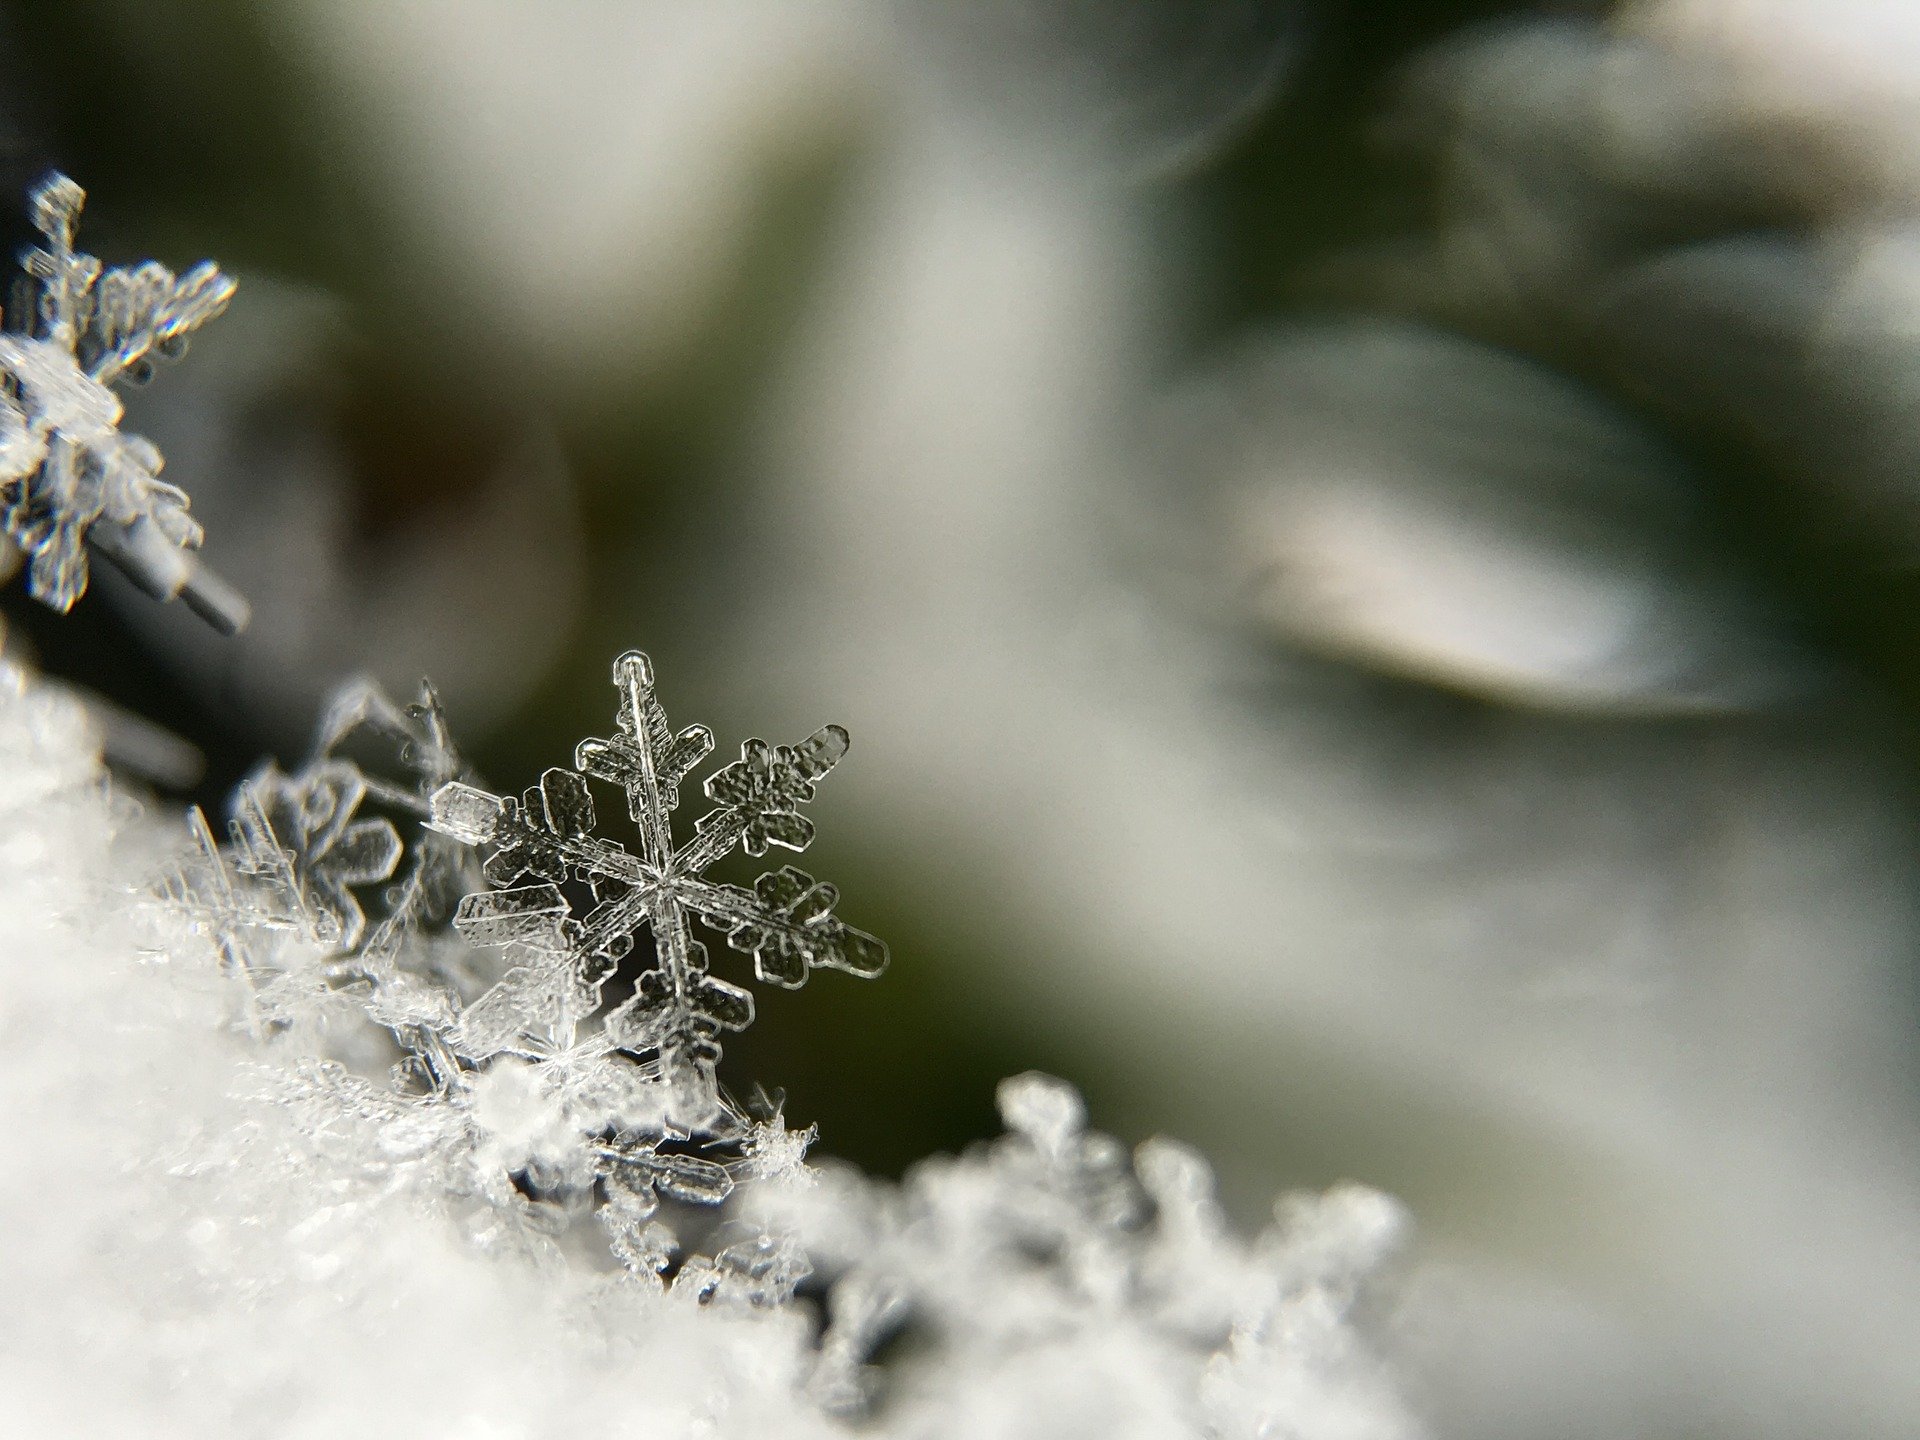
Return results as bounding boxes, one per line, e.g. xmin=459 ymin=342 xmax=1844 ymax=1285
xmin=0 ymin=173 xmax=245 ymax=630
xmin=428 ymin=649 xmax=887 ymax=1130
xmin=228 ymin=676 xmax=477 ymax=952
xmin=779 ymin=1073 xmax=1420 ymax=1436
xmin=170 ymin=657 xmax=885 ymax=1283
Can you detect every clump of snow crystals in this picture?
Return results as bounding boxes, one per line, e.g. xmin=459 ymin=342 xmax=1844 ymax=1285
xmin=0 ymin=174 xmax=245 ymax=631
xmin=0 ymin=652 xmax=1420 ymax=1438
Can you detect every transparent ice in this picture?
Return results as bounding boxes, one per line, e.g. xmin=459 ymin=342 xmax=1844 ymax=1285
xmin=428 ymin=649 xmax=888 ymax=1132
xmin=194 ymin=677 xmax=492 ymax=1056
xmin=162 ymin=656 xmax=885 ymax=1288
xmin=0 ymin=173 xmax=245 ymax=630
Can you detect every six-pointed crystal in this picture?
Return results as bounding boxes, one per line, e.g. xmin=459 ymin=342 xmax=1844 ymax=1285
xmin=430 ymin=650 xmax=887 ymax=1126
xmin=229 ymin=759 xmax=403 ymax=952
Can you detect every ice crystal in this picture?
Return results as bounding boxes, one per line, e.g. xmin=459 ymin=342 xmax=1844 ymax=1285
xmin=0 ymin=173 xmax=244 ymax=630
xmin=184 ymin=679 xmax=481 ymax=1038
xmin=779 ymin=1073 xmax=1419 ymax=1435
xmin=280 ymin=676 xmax=479 ymax=946
xmin=228 ymin=758 xmax=404 ymax=951
xmin=166 ymin=660 xmax=882 ymax=1282
xmin=429 ymin=649 xmax=888 ymax=1131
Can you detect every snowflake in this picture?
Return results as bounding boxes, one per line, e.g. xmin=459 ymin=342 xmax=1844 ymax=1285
xmin=227 ymin=758 xmax=404 ymax=953
xmin=428 ymin=649 xmax=888 ymax=1130
xmin=304 ymin=675 xmax=484 ymax=950
xmin=217 ymin=676 xmax=478 ymax=948
xmin=0 ymin=172 xmax=244 ymax=630
xmin=172 ymin=658 xmax=872 ymax=1278
xmin=171 ymin=676 xmax=485 ymax=1062
xmin=164 ymin=804 xmax=304 ymax=1041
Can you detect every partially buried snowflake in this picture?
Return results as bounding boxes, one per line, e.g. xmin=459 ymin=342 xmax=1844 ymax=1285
xmin=0 ymin=172 xmax=245 ymax=631
xmin=429 ymin=649 xmax=888 ymax=1131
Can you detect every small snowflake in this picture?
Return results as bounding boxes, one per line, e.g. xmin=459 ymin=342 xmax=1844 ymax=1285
xmin=429 ymin=650 xmax=888 ymax=1129
xmin=217 ymin=676 xmax=482 ymax=950
xmin=306 ymin=676 xmax=484 ymax=950
xmin=0 ymin=172 xmax=243 ymax=629
xmin=228 ymin=759 xmax=404 ymax=952
xmin=168 ymin=677 xmax=485 ymax=1069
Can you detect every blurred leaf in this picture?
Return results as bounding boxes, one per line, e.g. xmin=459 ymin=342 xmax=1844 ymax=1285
xmin=1168 ymin=318 xmax=1808 ymax=712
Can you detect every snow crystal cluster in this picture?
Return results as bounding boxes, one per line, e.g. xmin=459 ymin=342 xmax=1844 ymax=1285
xmin=176 ymin=649 xmax=884 ymax=1289
xmin=0 ymin=175 xmax=1420 ymax=1438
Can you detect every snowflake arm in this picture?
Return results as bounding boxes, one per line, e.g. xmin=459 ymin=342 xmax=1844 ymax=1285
xmin=0 ymin=173 xmax=244 ymax=630
xmin=685 ymin=867 xmax=888 ymax=988
xmin=169 ymin=802 xmax=297 ymax=1005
